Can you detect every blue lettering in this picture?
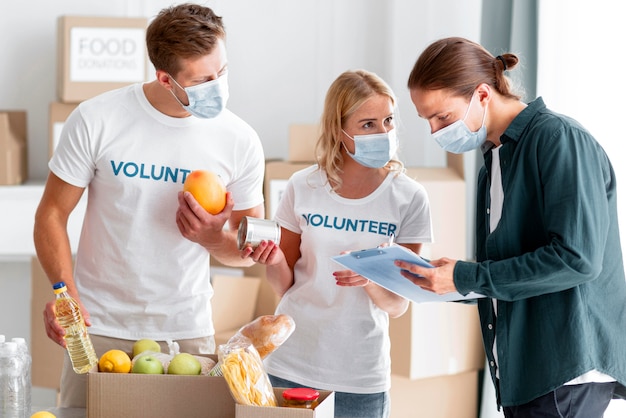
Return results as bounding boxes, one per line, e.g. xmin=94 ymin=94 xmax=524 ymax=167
xmin=123 ymin=162 xmax=139 ymax=177
xmin=345 ymin=218 xmax=358 ymax=231
xmin=180 ymin=169 xmax=192 ymax=183
xmin=323 ymin=216 xmax=333 ymax=228
xmin=388 ymin=224 xmax=397 ymax=237
xmin=302 ymin=213 xmax=310 ymax=225
xmin=310 ymin=214 xmax=323 ymax=227
xmin=164 ymin=167 xmax=179 ymax=182
xmin=378 ymin=222 xmax=388 ymax=235
xmin=151 ymin=165 xmax=164 ymax=180
xmin=368 ymin=221 xmax=378 ymax=233
xmin=110 ymin=160 xmax=123 ymax=176
xmin=333 ymin=217 xmax=346 ymax=229
xmin=139 ymin=163 xmax=150 ymax=179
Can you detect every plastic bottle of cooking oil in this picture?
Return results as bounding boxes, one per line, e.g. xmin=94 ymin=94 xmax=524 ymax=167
xmin=53 ymin=281 xmax=98 ymax=374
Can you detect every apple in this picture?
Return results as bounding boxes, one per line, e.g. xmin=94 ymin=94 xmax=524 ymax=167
xmin=167 ymin=353 xmax=202 ymax=375
xmin=131 ymin=355 xmax=164 ymax=374
xmin=132 ymin=339 xmax=161 ymax=358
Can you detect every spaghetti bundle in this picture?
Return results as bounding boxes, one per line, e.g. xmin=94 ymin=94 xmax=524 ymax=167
xmin=218 ymin=339 xmax=277 ymax=406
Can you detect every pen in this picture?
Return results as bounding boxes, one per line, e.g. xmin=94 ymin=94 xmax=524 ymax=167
xmin=388 ymin=233 xmax=395 ymax=247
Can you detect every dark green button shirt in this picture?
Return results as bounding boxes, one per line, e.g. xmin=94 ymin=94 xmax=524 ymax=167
xmin=454 ymin=97 xmax=626 ymax=406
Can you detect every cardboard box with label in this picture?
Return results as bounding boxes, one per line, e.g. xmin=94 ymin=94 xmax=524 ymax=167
xmin=57 ymin=16 xmax=148 ymax=103
xmin=0 ymin=111 xmax=27 ymax=185
xmin=49 ymin=102 xmax=79 ymax=158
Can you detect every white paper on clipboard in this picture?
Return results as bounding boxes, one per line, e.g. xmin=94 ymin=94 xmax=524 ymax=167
xmin=332 ymin=245 xmax=484 ymax=303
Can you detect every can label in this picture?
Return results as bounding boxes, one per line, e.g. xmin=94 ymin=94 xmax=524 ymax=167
xmin=237 ymin=216 xmax=281 ymax=250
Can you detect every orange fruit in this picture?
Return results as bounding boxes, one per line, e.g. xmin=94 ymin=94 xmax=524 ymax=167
xmin=98 ymin=349 xmax=132 ymax=373
xmin=183 ymin=170 xmax=227 ymax=214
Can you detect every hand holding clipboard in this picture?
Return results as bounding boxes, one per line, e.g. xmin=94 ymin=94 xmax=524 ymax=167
xmin=332 ymin=244 xmax=483 ymax=303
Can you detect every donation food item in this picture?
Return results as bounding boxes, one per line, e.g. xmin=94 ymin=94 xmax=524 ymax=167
xmin=282 ymin=388 xmax=320 ymax=409
xmin=167 ymin=353 xmax=201 ymax=375
xmin=132 ymin=338 xmax=161 ymax=358
xmin=183 ymin=170 xmax=227 ymax=214
xmin=237 ymin=314 xmax=296 ymax=359
xmin=218 ymin=340 xmax=277 ymax=407
xmin=52 ymin=281 xmax=98 ymax=374
xmin=98 ymin=349 xmax=132 ymax=373
xmin=30 ymin=412 xmax=57 ymax=418
xmin=130 ymin=354 xmax=164 ymax=374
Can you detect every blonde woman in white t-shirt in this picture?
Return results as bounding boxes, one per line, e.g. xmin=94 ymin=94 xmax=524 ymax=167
xmin=242 ymin=69 xmax=433 ymax=418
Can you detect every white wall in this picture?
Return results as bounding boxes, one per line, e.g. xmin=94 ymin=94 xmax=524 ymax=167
xmin=0 ymin=0 xmax=481 ymax=182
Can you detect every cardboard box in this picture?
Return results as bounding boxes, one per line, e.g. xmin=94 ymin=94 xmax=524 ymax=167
xmin=0 ymin=111 xmax=27 ymax=185
xmin=49 ymin=102 xmax=79 ymax=158
xmin=390 ymin=370 xmax=479 ymax=418
xmin=288 ymin=124 xmax=319 ymax=162
xmin=264 ymin=160 xmax=309 ymax=219
xmin=31 ymin=257 xmax=66 ymax=390
xmin=236 ymin=388 xmax=335 ymax=418
xmin=390 ymin=302 xmax=484 ymax=380
xmin=57 ymin=16 xmax=148 ymax=103
xmin=212 ymin=275 xmax=261 ymax=346
xmin=87 ymin=355 xmax=236 ymax=418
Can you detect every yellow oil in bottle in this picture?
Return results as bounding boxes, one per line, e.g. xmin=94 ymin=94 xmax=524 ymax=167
xmin=53 ymin=282 xmax=98 ymax=374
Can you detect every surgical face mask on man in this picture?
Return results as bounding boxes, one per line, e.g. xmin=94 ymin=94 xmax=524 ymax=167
xmin=169 ymin=72 xmax=229 ymax=119
xmin=432 ymin=93 xmax=487 ymax=154
xmin=342 ymin=129 xmax=398 ymax=168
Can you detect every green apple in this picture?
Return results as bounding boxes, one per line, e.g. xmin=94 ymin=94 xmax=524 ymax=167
xmin=131 ymin=355 xmax=164 ymax=374
xmin=167 ymin=353 xmax=202 ymax=375
xmin=132 ymin=339 xmax=161 ymax=358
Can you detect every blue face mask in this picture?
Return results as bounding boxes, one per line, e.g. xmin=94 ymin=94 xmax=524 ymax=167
xmin=342 ymin=129 xmax=398 ymax=168
xmin=432 ymin=93 xmax=487 ymax=154
xmin=169 ymin=72 xmax=229 ymax=119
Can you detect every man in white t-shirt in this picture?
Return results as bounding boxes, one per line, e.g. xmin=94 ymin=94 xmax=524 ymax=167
xmin=33 ymin=4 xmax=264 ymax=408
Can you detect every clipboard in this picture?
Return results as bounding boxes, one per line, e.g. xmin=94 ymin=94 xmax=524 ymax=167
xmin=332 ymin=245 xmax=484 ymax=303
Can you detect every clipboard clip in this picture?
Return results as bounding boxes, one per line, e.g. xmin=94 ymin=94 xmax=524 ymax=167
xmin=350 ymin=248 xmax=386 ymax=259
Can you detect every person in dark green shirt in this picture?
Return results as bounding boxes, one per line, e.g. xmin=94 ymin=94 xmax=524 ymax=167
xmin=399 ymin=36 xmax=626 ymax=417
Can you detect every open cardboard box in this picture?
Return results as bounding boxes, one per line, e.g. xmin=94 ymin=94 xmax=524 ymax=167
xmin=236 ymin=387 xmax=334 ymax=418
xmin=87 ymin=354 xmax=236 ymax=418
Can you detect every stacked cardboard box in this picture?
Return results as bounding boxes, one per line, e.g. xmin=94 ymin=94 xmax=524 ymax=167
xmin=49 ymin=15 xmax=148 ymax=158
xmin=0 ymin=111 xmax=27 ymax=185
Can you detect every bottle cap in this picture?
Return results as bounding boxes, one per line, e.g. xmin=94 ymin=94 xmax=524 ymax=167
xmin=53 ymin=281 xmax=67 ymax=294
xmin=282 ymin=388 xmax=320 ymax=401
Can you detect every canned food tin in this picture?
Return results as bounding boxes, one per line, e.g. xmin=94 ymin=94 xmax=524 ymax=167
xmin=237 ymin=216 xmax=281 ymax=250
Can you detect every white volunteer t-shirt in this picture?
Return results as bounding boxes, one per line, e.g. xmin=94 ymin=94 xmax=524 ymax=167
xmin=49 ymin=83 xmax=265 ymax=341
xmin=264 ymin=165 xmax=433 ymax=393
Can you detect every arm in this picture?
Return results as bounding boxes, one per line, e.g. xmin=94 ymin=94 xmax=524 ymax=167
xmin=335 ymin=243 xmax=422 ymax=318
xmin=33 ymin=172 xmax=87 ymax=347
xmin=176 ymin=190 xmax=264 ymax=267
xmin=241 ymin=227 xmax=299 ymax=296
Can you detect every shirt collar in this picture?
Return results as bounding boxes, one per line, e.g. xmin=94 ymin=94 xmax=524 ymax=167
xmin=499 ymin=97 xmax=547 ymax=146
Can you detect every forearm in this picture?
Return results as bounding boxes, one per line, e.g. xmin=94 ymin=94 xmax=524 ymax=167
xmin=364 ymin=283 xmax=409 ymax=318
xmin=205 ymin=228 xmax=255 ymax=267
xmin=34 ymin=208 xmax=78 ymax=298
xmin=266 ymin=260 xmax=294 ymax=297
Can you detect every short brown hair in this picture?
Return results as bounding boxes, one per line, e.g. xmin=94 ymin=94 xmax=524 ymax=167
xmin=146 ymin=3 xmax=226 ymax=75
xmin=407 ymin=37 xmax=521 ymax=100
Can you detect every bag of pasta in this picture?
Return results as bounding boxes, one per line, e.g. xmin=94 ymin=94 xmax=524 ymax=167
xmin=218 ymin=337 xmax=277 ymax=407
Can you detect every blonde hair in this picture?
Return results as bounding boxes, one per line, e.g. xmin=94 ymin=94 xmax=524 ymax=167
xmin=315 ymin=69 xmax=403 ymax=191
